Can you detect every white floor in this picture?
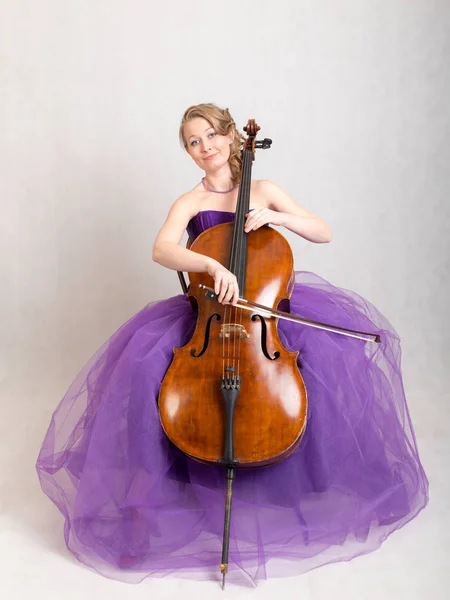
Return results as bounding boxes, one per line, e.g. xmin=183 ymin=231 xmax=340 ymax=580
xmin=1 ymin=384 xmax=447 ymax=600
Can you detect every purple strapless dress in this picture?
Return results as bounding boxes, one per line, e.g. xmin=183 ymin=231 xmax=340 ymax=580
xmin=36 ymin=210 xmax=428 ymax=585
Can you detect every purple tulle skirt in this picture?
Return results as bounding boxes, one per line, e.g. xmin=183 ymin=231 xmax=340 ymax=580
xmin=36 ymin=271 xmax=428 ymax=584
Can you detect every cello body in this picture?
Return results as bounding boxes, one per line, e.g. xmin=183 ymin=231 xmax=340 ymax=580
xmin=158 ymin=221 xmax=308 ymax=467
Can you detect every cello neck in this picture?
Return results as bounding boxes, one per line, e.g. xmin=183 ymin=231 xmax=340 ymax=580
xmin=229 ymin=146 xmax=253 ymax=295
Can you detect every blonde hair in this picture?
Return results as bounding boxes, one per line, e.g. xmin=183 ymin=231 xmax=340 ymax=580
xmin=179 ymin=103 xmax=245 ymax=186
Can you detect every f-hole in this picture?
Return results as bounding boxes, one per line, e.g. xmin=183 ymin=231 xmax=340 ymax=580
xmin=190 ymin=313 xmax=221 ymax=357
xmin=251 ymin=314 xmax=280 ymax=360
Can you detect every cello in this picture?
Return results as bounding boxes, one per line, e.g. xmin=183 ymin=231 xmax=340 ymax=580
xmin=159 ymin=120 xmax=379 ymax=587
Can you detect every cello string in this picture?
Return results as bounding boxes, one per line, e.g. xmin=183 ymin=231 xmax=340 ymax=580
xmin=234 ymin=147 xmax=250 ymax=374
xmin=232 ymin=150 xmax=246 ymax=375
xmin=225 ymin=147 xmax=247 ymax=378
xmin=233 ymin=151 xmax=246 ymax=376
xmin=234 ymin=147 xmax=251 ymax=377
xmin=224 ymin=148 xmax=246 ymax=377
xmin=225 ymin=302 xmax=230 ymax=378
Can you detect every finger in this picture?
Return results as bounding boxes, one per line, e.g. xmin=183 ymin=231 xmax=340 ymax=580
xmin=218 ymin=278 xmax=228 ymax=303
xmin=248 ymin=220 xmax=262 ymax=232
xmin=245 ymin=209 xmax=265 ymax=232
xmin=222 ymin=282 xmax=235 ymax=304
xmin=253 ymin=210 xmax=269 ymax=230
xmin=245 ymin=218 xmax=256 ymax=232
xmin=224 ymin=280 xmax=238 ymax=304
xmin=215 ymin=275 xmax=222 ymax=296
xmin=244 ymin=211 xmax=258 ymax=230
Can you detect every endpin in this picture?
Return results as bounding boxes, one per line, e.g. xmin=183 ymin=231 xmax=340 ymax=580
xmin=220 ymin=563 xmax=227 ymax=590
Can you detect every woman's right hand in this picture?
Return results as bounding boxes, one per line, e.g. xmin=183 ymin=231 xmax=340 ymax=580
xmin=205 ymin=258 xmax=240 ymax=305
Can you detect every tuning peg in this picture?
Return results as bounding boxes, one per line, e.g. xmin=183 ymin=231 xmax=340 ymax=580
xmin=255 ymin=138 xmax=272 ymax=149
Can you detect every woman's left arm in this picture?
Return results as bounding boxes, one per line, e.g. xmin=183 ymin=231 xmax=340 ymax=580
xmin=245 ymin=180 xmax=332 ymax=243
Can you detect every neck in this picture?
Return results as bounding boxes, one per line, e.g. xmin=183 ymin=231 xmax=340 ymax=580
xmin=202 ymin=165 xmax=235 ymax=192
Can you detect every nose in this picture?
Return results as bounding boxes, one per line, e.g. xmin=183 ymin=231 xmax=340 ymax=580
xmin=200 ymin=139 xmax=211 ymax=152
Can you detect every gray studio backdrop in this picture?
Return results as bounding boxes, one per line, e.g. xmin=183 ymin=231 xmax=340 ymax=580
xmin=1 ymin=0 xmax=449 ymax=543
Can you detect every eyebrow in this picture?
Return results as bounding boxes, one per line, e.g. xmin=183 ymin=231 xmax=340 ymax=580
xmin=188 ymin=126 xmax=214 ymax=140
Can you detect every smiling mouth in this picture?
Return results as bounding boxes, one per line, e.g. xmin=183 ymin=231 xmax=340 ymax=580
xmin=204 ymin=154 xmax=218 ymax=160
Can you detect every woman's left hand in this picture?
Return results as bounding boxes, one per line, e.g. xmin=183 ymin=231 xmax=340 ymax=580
xmin=244 ymin=208 xmax=284 ymax=232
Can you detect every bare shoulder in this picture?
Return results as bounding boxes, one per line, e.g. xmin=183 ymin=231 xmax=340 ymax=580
xmin=249 ymin=179 xmax=274 ymax=209
xmin=154 ymin=188 xmax=202 ymax=245
xmin=169 ymin=184 xmax=203 ymax=217
xmin=253 ymin=179 xmax=286 ymax=197
xmin=250 ymin=179 xmax=288 ymax=209
xmin=253 ymin=179 xmax=317 ymax=218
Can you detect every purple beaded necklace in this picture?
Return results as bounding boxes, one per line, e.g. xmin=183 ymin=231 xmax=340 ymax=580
xmin=201 ymin=177 xmax=238 ymax=194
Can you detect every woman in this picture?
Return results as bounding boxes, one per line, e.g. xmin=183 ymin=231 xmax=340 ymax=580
xmin=36 ymin=103 xmax=428 ymax=585
xmin=153 ymin=105 xmax=331 ymax=305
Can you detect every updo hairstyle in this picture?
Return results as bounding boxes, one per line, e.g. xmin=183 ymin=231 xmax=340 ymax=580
xmin=179 ymin=103 xmax=245 ymax=185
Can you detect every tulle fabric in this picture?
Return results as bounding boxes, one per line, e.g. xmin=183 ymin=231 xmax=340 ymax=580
xmin=36 ymin=212 xmax=428 ymax=585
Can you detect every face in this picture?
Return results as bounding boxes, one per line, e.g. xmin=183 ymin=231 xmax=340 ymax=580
xmin=183 ymin=117 xmax=234 ymax=172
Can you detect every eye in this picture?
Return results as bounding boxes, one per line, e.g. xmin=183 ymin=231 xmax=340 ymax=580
xmin=190 ymin=131 xmax=216 ymax=146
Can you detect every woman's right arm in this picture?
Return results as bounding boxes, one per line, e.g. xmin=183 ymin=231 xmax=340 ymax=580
xmin=152 ymin=194 xmax=210 ymax=272
xmin=152 ymin=195 xmax=239 ymax=304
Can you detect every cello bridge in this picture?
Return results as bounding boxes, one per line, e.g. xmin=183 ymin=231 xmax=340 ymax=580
xmin=219 ymin=324 xmax=249 ymax=339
